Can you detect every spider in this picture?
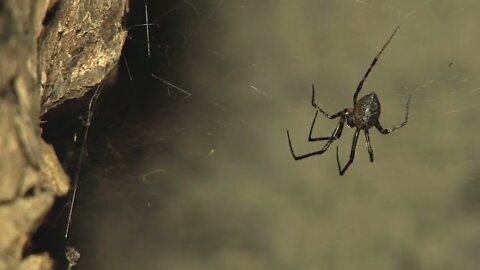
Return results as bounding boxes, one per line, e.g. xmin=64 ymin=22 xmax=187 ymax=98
xmin=287 ymin=25 xmax=411 ymax=175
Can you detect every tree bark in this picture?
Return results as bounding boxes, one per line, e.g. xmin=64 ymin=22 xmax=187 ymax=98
xmin=0 ymin=0 xmax=127 ymax=269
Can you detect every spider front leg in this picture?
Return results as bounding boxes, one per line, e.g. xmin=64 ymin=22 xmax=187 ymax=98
xmin=336 ymin=128 xmax=360 ymax=175
xmin=376 ymin=93 xmax=411 ymax=134
xmin=308 ymin=110 xmax=344 ymax=141
xmin=311 ymin=84 xmax=343 ymax=119
xmin=287 ymin=117 xmax=346 ymax=160
xmin=308 ymin=84 xmax=345 ymax=141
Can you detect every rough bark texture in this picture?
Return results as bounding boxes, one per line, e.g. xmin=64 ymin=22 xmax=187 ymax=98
xmin=0 ymin=0 xmax=127 ymax=269
xmin=39 ymin=0 xmax=128 ymax=114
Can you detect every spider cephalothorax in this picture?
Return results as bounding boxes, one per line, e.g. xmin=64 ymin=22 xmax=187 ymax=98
xmin=287 ymin=26 xmax=411 ymax=175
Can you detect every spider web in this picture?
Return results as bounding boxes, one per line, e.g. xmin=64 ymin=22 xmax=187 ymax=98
xmin=51 ymin=1 xmax=480 ymax=269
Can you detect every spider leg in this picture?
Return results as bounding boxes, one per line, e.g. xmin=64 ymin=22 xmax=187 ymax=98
xmin=336 ymin=128 xmax=360 ymax=175
xmin=308 ymin=110 xmax=344 ymax=141
xmin=364 ymin=129 xmax=374 ymax=162
xmin=311 ymin=84 xmax=344 ymax=119
xmin=353 ymin=25 xmax=400 ymax=105
xmin=287 ymin=118 xmax=345 ymax=160
xmin=375 ymin=93 xmax=411 ymax=134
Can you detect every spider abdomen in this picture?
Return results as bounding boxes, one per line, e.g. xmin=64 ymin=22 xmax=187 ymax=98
xmin=353 ymin=92 xmax=381 ymax=129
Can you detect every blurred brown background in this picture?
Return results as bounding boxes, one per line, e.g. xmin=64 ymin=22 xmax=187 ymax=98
xmin=62 ymin=1 xmax=480 ymax=269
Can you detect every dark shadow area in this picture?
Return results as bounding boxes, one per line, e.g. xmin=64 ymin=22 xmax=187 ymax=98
xmin=38 ymin=0 xmax=201 ymax=269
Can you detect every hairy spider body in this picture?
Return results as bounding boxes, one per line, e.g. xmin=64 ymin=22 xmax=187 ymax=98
xmin=352 ymin=92 xmax=381 ymax=129
xmin=287 ymin=26 xmax=411 ymax=175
